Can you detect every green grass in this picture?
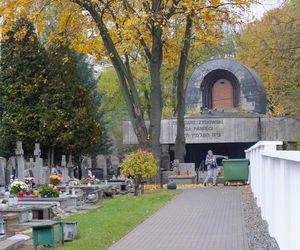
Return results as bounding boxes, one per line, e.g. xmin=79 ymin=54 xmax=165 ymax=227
xmin=57 ymin=189 xmax=181 ymax=250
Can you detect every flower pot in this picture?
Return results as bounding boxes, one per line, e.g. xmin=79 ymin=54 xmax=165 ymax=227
xmin=17 ymin=192 xmax=24 ymax=198
xmin=33 ymin=190 xmax=39 ymax=197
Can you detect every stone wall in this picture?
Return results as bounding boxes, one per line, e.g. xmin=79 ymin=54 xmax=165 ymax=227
xmin=123 ymin=117 xmax=300 ymax=144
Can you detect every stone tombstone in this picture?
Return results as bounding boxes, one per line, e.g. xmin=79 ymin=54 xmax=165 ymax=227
xmin=42 ymin=167 xmax=50 ymax=184
xmin=60 ymin=155 xmax=68 ymax=183
xmin=80 ymin=157 xmax=89 ymax=178
xmin=61 ymin=155 xmax=67 ymax=167
xmin=172 ymin=159 xmax=179 ymax=174
xmin=179 ymin=163 xmax=196 ymax=176
xmin=34 ymin=143 xmax=44 ymax=185
xmin=15 ymin=141 xmax=25 ymax=181
xmin=87 ymin=157 xmax=92 ymax=170
xmin=0 ymin=157 xmax=6 ymax=186
xmin=67 ymin=154 xmax=73 ymax=168
xmin=96 ymin=155 xmax=107 ymax=179
xmin=67 ymin=154 xmax=74 ymax=178
xmin=161 ymin=153 xmax=171 ymax=171
xmin=7 ymin=157 xmax=16 ymax=181
xmin=110 ymin=155 xmax=120 ymax=176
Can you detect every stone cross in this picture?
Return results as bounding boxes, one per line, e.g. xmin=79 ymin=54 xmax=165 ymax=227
xmin=61 ymin=155 xmax=68 ymax=183
xmin=15 ymin=141 xmax=25 ymax=181
xmin=34 ymin=143 xmax=44 ymax=185
xmin=96 ymin=155 xmax=107 ymax=179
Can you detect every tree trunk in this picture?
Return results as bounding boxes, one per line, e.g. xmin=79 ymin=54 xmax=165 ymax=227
xmin=76 ymin=1 xmax=149 ymax=149
xmin=175 ymin=15 xmax=193 ymax=162
xmin=149 ymin=0 xmax=163 ymax=161
xmin=51 ymin=145 xmax=55 ymax=168
xmin=47 ymin=147 xmax=51 ymax=167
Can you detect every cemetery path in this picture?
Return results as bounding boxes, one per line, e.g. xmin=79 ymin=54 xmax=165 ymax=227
xmin=109 ymin=188 xmax=249 ymax=250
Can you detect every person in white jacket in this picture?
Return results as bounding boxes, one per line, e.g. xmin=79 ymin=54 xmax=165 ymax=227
xmin=203 ymin=150 xmax=218 ymax=186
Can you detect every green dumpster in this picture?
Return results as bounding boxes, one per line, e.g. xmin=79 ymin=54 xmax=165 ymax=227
xmin=222 ymin=159 xmax=249 ymax=185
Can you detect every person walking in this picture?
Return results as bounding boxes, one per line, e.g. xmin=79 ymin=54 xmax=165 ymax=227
xmin=203 ymin=150 xmax=218 ymax=186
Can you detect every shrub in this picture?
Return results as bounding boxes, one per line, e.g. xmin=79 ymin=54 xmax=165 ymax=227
xmin=121 ymin=150 xmax=158 ymax=196
xmin=40 ymin=184 xmax=59 ymax=198
xmin=121 ymin=150 xmax=158 ymax=178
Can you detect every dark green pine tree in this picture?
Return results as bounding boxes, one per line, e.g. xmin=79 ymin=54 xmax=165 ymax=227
xmin=76 ymin=54 xmax=113 ymax=156
xmin=0 ymin=19 xmax=49 ymax=157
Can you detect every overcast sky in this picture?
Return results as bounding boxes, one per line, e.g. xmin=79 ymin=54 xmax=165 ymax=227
xmin=249 ymin=0 xmax=285 ymax=20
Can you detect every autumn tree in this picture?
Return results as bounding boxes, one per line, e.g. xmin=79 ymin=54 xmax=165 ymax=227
xmin=76 ymin=54 xmax=113 ymax=156
xmin=1 ymin=0 xmax=254 ymax=161
xmin=236 ymin=7 xmax=300 ymax=117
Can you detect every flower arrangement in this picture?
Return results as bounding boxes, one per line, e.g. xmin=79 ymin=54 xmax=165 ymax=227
xmin=10 ymin=180 xmax=28 ymax=194
xmin=81 ymin=176 xmax=95 ymax=185
xmin=49 ymin=175 xmax=62 ymax=185
xmin=40 ymin=184 xmax=59 ymax=198
xmin=24 ymin=177 xmax=35 ymax=185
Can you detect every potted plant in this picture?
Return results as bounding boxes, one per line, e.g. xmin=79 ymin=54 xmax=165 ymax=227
xmin=49 ymin=175 xmax=62 ymax=186
xmin=10 ymin=180 xmax=28 ymax=197
xmin=40 ymin=184 xmax=59 ymax=198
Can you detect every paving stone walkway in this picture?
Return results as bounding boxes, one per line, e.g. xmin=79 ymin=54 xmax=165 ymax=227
xmin=109 ymin=188 xmax=248 ymax=250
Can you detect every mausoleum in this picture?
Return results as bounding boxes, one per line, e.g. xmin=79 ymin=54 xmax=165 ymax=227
xmin=123 ymin=58 xmax=300 ymax=168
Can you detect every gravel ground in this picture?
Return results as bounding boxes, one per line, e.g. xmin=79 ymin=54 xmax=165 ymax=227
xmin=239 ymin=186 xmax=280 ymax=250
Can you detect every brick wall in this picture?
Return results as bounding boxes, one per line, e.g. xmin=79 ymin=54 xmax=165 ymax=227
xmin=212 ymin=79 xmax=233 ymax=110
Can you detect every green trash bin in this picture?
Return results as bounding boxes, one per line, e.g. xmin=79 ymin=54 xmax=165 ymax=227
xmin=222 ymin=159 xmax=249 ymax=185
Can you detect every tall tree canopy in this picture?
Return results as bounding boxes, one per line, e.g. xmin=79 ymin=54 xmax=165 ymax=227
xmin=236 ymin=7 xmax=300 ymax=117
xmin=0 ymin=19 xmax=101 ymax=159
xmin=1 ymin=0 xmax=254 ymax=160
xmin=0 ymin=19 xmax=49 ymax=156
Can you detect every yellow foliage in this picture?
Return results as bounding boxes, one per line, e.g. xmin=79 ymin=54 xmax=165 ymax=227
xmin=121 ymin=150 xmax=158 ymax=178
xmin=0 ymin=0 xmax=254 ymax=63
xmin=236 ymin=7 xmax=300 ymax=117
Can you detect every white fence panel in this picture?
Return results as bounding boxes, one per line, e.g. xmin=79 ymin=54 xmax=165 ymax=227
xmin=245 ymin=141 xmax=300 ymax=250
